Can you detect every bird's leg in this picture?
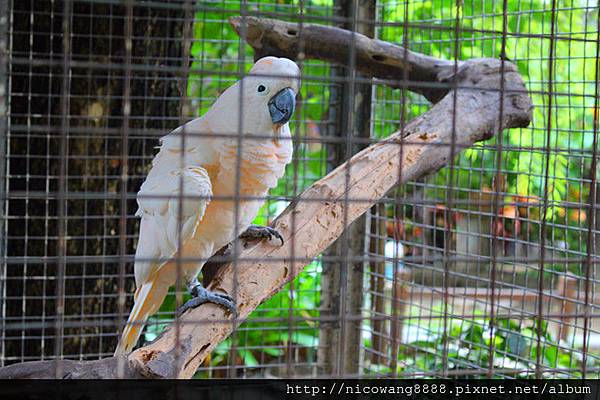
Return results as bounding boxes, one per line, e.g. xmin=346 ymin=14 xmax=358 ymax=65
xmin=239 ymin=224 xmax=284 ymax=246
xmin=177 ymin=277 xmax=236 ymax=317
xmin=201 ymin=242 xmax=233 ymax=287
xmin=179 ymin=225 xmax=282 ymax=316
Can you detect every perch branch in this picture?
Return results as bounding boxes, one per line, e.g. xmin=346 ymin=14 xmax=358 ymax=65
xmin=0 ymin=19 xmax=532 ymax=379
xmin=229 ymin=16 xmax=466 ymax=103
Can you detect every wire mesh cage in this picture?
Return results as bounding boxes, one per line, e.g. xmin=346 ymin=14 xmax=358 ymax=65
xmin=0 ymin=0 xmax=599 ymax=379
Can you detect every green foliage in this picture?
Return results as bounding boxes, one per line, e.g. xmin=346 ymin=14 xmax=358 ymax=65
xmin=375 ymin=306 xmax=596 ymax=378
xmin=203 ymin=261 xmax=321 ymax=376
xmin=378 ymin=0 xmax=597 ymax=258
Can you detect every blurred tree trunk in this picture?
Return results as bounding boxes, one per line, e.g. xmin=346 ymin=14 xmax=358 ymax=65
xmin=3 ymin=0 xmax=190 ymax=364
xmin=319 ymin=0 xmax=375 ymax=377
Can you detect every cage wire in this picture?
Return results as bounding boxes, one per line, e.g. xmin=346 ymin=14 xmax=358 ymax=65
xmin=0 ymin=0 xmax=599 ymax=379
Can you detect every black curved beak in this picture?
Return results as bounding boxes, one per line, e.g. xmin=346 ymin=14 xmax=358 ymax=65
xmin=268 ymin=87 xmax=296 ymax=125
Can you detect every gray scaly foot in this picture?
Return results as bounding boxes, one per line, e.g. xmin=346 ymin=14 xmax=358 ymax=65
xmin=177 ymin=278 xmax=236 ymax=317
xmin=240 ymin=224 xmax=284 ymax=246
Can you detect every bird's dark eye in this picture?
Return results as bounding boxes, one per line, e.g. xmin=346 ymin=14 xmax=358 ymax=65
xmin=257 ymin=85 xmax=266 ymax=93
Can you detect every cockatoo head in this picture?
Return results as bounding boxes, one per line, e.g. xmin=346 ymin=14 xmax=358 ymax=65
xmin=247 ymin=56 xmax=300 ymax=127
xmin=216 ymin=57 xmax=300 ymax=140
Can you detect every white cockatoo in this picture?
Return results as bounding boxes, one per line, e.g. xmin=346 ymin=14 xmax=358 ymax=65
xmin=114 ymin=57 xmax=300 ymax=355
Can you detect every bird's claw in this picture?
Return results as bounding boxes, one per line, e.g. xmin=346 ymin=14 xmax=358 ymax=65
xmin=240 ymin=225 xmax=284 ymax=246
xmin=177 ymin=282 xmax=237 ymax=317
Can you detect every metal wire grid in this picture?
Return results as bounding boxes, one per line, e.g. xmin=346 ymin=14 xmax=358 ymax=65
xmin=3 ymin=0 xmax=192 ymax=363
xmin=0 ymin=0 xmax=599 ymax=379
xmin=1 ymin=0 xmax=337 ymax=376
xmin=363 ymin=0 xmax=600 ymax=378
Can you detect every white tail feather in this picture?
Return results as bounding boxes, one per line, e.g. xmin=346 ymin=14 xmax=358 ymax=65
xmin=114 ymin=280 xmax=165 ymax=355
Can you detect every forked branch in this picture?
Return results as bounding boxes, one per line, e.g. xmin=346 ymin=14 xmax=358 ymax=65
xmin=0 ymin=17 xmax=532 ymax=379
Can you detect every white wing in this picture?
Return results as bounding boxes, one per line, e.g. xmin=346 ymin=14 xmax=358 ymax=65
xmin=133 ymin=142 xmax=213 ymax=288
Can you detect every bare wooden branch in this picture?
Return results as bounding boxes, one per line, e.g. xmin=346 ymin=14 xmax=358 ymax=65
xmin=229 ymin=16 xmax=463 ymax=103
xmin=0 ymin=356 xmax=137 ymax=379
xmin=0 ymin=18 xmax=532 ymax=379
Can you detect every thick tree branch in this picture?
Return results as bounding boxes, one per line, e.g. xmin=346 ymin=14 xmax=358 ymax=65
xmin=229 ymin=16 xmax=464 ymax=103
xmin=0 ymin=18 xmax=532 ymax=379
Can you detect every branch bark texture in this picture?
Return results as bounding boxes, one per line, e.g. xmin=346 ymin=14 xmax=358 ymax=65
xmin=0 ymin=17 xmax=532 ymax=379
xmin=230 ymin=16 xmax=465 ymax=103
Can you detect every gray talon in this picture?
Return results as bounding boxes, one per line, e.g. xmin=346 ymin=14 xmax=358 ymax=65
xmin=178 ymin=278 xmax=236 ymax=317
xmin=240 ymin=225 xmax=284 ymax=246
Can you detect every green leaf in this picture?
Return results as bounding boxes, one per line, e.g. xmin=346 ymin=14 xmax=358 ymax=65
xmin=238 ymin=349 xmax=259 ymax=367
